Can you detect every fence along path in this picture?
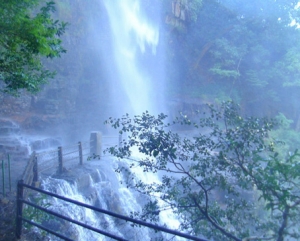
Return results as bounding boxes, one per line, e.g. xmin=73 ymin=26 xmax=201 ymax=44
xmin=16 ymin=181 xmax=207 ymax=241
xmin=16 ymin=132 xmax=112 ymax=236
xmin=0 ymin=154 xmax=12 ymax=197
xmin=22 ymin=131 xmax=104 ymax=187
xmin=0 ymin=130 xmax=184 ymax=196
xmin=35 ymin=141 xmax=89 ymax=175
xmin=16 ymin=131 xmax=208 ymax=240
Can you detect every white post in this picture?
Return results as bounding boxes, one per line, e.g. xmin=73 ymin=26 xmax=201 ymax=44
xmin=90 ymin=132 xmax=102 ymax=159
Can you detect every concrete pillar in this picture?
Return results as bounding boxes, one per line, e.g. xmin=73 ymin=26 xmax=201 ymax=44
xmin=90 ymin=132 xmax=102 ymax=158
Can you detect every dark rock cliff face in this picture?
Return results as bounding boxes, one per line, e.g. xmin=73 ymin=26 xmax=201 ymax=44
xmin=0 ymin=90 xmax=70 ymax=146
xmin=0 ymin=118 xmax=29 ymax=162
xmin=0 ymin=117 xmax=63 ymax=163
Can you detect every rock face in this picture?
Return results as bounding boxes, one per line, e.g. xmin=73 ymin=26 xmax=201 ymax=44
xmin=165 ymin=0 xmax=189 ymax=29
xmin=0 ymin=93 xmax=31 ymax=115
xmin=30 ymin=138 xmax=61 ymax=151
xmin=0 ymin=118 xmax=63 ymax=162
xmin=172 ymin=0 xmax=188 ymax=21
xmin=0 ymin=119 xmax=30 ymax=161
xmin=0 ymin=119 xmax=20 ymax=136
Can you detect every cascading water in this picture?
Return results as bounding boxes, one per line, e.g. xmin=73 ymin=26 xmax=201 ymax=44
xmin=103 ymin=0 xmax=164 ymax=115
xmin=41 ymin=159 xmax=181 ymax=240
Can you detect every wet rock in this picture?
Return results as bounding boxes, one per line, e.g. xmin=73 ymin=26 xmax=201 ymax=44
xmin=34 ymin=99 xmax=59 ymax=115
xmin=23 ymin=115 xmax=60 ymax=131
xmin=0 ymin=92 xmax=31 ymax=115
xmin=31 ymin=138 xmax=61 ymax=151
xmin=0 ymin=119 xmax=30 ymax=161
xmin=0 ymin=119 xmax=20 ymax=136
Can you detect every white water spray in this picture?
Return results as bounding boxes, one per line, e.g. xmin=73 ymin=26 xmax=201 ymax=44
xmin=103 ymin=0 xmax=161 ymax=115
xmin=41 ymin=162 xmax=168 ymax=240
xmin=100 ymin=1 xmax=183 ymax=239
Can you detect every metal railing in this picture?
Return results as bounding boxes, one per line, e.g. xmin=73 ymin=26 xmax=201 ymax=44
xmin=20 ymin=132 xmax=124 ymax=191
xmin=1 ymin=154 xmax=11 ymax=196
xmin=14 ymin=132 xmax=209 ymax=240
xmin=16 ymin=180 xmax=208 ymax=241
xmin=32 ymin=133 xmax=125 ymax=179
xmin=35 ymin=140 xmax=91 ymax=176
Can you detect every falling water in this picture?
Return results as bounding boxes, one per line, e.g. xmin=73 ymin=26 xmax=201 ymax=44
xmin=103 ymin=0 xmax=164 ymax=115
xmin=100 ymin=0 xmax=182 ymax=237
xmin=101 ymin=0 xmax=181 ymax=238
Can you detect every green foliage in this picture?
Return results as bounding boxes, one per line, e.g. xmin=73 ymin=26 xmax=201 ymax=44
xmin=269 ymin=113 xmax=300 ymax=159
xmin=105 ymin=101 xmax=300 ymax=241
xmin=208 ymin=38 xmax=245 ymax=80
xmin=275 ymin=113 xmax=294 ymax=130
xmin=209 ymin=67 xmax=240 ymax=79
xmin=276 ymin=48 xmax=300 ymax=87
xmin=188 ymin=0 xmax=203 ymax=22
xmin=0 ymin=0 xmax=67 ymax=95
xmin=165 ymin=0 xmax=300 ymax=116
xmin=23 ymin=194 xmax=53 ymax=231
xmin=245 ymin=70 xmax=268 ymax=88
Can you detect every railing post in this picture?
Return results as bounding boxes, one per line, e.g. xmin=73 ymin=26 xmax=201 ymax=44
xmin=58 ymin=147 xmax=63 ymax=174
xmin=1 ymin=160 xmax=5 ymax=197
xmin=90 ymin=132 xmax=102 ymax=159
xmin=8 ymin=154 xmax=11 ymax=192
xmin=78 ymin=142 xmax=83 ymax=165
xmin=16 ymin=180 xmax=24 ymax=239
xmin=33 ymin=152 xmax=38 ymax=185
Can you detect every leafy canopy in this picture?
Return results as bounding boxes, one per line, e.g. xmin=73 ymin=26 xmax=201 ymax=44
xmin=166 ymin=0 xmax=300 ymax=116
xmin=105 ymin=101 xmax=300 ymax=241
xmin=0 ymin=0 xmax=67 ymax=95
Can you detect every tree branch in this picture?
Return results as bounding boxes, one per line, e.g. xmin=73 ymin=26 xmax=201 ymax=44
xmin=191 ymin=195 xmax=242 ymax=241
xmin=277 ymin=205 xmax=289 ymax=241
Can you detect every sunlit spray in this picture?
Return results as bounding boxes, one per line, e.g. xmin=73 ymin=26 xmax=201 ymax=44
xmin=102 ymin=1 xmax=181 ymax=239
xmin=103 ymin=0 xmax=161 ymax=115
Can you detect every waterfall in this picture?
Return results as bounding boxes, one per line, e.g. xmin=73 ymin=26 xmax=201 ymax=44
xmin=42 ymin=177 xmax=106 ymax=241
xmin=33 ymin=2 xmax=183 ymax=240
xmin=99 ymin=1 xmax=182 ymax=237
xmin=103 ymin=0 xmax=164 ymax=115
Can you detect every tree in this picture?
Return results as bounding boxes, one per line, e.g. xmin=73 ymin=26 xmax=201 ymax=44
xmin=165 ymin=0 xmax=300 ymax=117
xmin=0 ymin=0 xmax=67 ymax=95
xmin=105 ymin=101 xmax=300 ymax=241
